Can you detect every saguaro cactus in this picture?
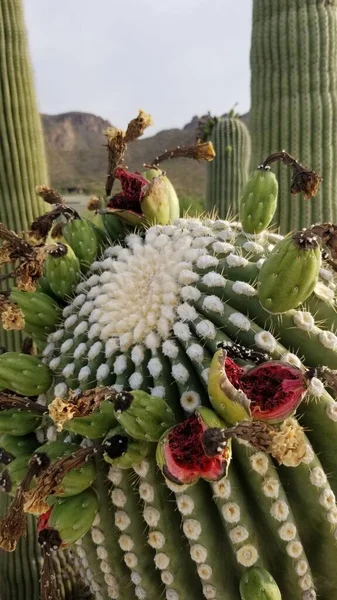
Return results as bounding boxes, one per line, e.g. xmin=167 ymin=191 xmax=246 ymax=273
xmin=0 ymin=0 xmax=48 ymax=351
xmin=250 ymin=0 xmax=337 ymax=232
xmin=0 ymin=146 xmax=336 ymax=599
xmin=202 ymin=114 xmax=251 ymax=218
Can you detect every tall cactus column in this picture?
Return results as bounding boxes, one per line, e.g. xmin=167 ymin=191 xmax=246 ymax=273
xmin=205 ymin=116 xmax=251 ymax=218
xmin=0 ymin=0 xmax=48 ymax=351
xmin=250 ymin=0 xmax=337 ymax=233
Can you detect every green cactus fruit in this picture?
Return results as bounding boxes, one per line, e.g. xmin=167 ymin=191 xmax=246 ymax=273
xmin=240 ymin=167 xmax=278 ymax=234
xmin=35 ymin=441 xmax=96 ymax=497
xmin=61 ymin=399 xmax=117 ymax=439
xmin=101 ymin=212 xmax=126 ymax=240
xmin=63 ymin=218 xmax=101 ymax=273
xmin=0 ymin=353 xmax=52 ymax=396
xmin=0 ymin=409 xmax=43 ymax=437
xmin=156 ymin=407 xmax=231 ymax=485
xmin=112 ymin=389 xmax=176 ymax=441
xmin=44 ymin=243 xmax=81 ymax=300
xmin=258 ymin=231 xmax=321 ymax=314
xmin=0 ymin=433 xmax=39 ymax=461
xmin=41 ymin=488 xmax=99 ymax=547
xmin=103 ymin=426 xmax=149 ymax=468
xmin=240 ymin=567 xmax=282 ymax=600
xmin=10 ymin=289 xmax=61 ymax=338
xmin=142 ymin=169 xmax=180 ymax=224
xmin=0 ymin=455 xmax=30 ymax=496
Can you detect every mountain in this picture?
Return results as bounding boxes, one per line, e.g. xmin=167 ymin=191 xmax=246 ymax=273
xmin=41 ymin=111 xmax=249 ymax=199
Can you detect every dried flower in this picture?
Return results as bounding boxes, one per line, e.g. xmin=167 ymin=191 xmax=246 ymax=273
xmin=36 ymin=185 xmax=65 ymax=206
xmin=87 ymin=196 xmax=103 ymax=212
xmin=49 ymin=387 xmax=115 ymax=431
xmin=0 ymin=297 xmax=25 ymax=331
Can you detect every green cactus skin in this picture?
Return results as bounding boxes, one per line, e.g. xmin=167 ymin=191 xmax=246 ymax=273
xmin=250 ymin=0 xmax=337 ymax=233
xmin=63 ymin=218 xmax=101 ymax=273
xmin=0 ymin=433 xmax=38 ymax=459
xmin=2 ymin=214 xmax=337 ymax=600
xmin=45 ymin=244 xmax=81 ymax=300
xmin=0 ymin=353 xmax=52 ymax=396
xmin=257 ymin=235 xmax=321 ymax=314
xmin=35 ymin=441 xmax=96 ymax=497
xmin=240 ymin=566 xmax=282 ymax=600
xmin=0 ymin=0 xmax=49 ymax=356
xmin=240 ymin=167 xmax=278 ymax=234
xmin=206 ymin=117 xmax=251 ymax=218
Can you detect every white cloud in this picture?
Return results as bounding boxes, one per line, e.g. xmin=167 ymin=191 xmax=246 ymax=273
xmin=23 ymin=0 xmax=252 ymax=133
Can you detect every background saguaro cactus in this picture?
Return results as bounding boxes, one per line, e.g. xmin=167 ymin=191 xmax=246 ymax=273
xmin=0 ymin=2 xmax=84 ymax=598
xmin=0 ymin=0 xmax=48 ymax=352
xmin=250 ymin=0 xmax=337 ymax=233
xmin=201 ymin=113 xmax=251 ymax=218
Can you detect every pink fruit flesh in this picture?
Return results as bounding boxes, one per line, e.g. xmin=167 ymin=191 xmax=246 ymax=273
xmin=225 ymin=357 xmax=306 ymax=421
xmin=107 ymin=168 xmax=148 ymax=214
xmin=163 ymin=414 xmax=229 ymax=485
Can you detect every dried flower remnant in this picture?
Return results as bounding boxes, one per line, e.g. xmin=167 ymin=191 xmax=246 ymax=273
xmin=49 ymin=386 xmax=116 ymax=431
xmin=151 ymin=141 xmax=216 ymax=167
xmin=262 ymin=151 xmax=322 ymax=200
xmin=0 ymin=452 xmax=50 ymax=551
xmin=24 ymin=446 xmax=96 ymax=515
xmin=105 ymin=110 xmax=154 ymax=196
xmin=202 ymin=418 xmax=307 ymax=467
xmin=0 ymin=224 xmax=60 ymax=291
xmin=0 ymin=295 xmax=25 ymax=331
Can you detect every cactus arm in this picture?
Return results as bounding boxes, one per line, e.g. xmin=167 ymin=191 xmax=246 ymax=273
xmin=250 ymin=0 xmax=337 ymax=231
xmin=206 ymin=117 xmax=251 ymax=218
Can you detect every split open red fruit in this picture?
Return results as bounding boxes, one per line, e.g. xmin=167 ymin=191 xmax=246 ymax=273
xmin=156 ymin=407 xmax=231 ymax=486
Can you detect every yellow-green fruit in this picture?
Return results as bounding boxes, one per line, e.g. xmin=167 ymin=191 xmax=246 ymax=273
xmin=257 ymin=233 xmax=321 ymax=314
xmin=142 ymin=170 xmax=180 ymax=224
xmin=62 ymin=399 xmax=117 ymax=439
xmin=208 ymin=349 xmax=251 ymax=425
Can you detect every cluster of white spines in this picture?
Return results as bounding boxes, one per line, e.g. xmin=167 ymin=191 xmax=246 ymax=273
xmin=249 ymin=449 xmax=317 ymax=599
xmin=74 ymin=538 xmax=105 ymax=600
xmin=212 ymin=476 xmax=259 ymax=568
xmin=89 ymin=511 xmax=120 ymax=599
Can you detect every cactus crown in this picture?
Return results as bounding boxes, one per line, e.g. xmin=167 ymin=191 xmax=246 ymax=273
xmin=0 ymin=113 xmax=337 ymax=600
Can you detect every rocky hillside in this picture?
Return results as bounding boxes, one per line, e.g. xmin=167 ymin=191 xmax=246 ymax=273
xmin=41 ymin=111 xmax=249 ymax=199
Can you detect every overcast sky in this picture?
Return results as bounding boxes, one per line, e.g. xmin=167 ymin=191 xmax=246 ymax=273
xmin=23 ymin=0 xmax=252 ymax=134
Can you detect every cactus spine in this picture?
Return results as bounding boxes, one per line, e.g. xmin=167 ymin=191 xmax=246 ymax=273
xmin=205 ymin=115 xmax=251 ymax=218
xmin=250 ymin=0 xmax=337 ymax=232
xmin=0 ymin=0 xmax=48 ymax=352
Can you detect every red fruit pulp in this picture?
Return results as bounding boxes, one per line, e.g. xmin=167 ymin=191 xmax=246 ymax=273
xmin=107 ymin=168 xmax=149 ymax=214
xmin=164 ymin=414 xmax=228 ymax=484
xmin=37 ymin=508 xmax=52 ymax=532
xmin=224 ymin=357 xmax=306 ymax=422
